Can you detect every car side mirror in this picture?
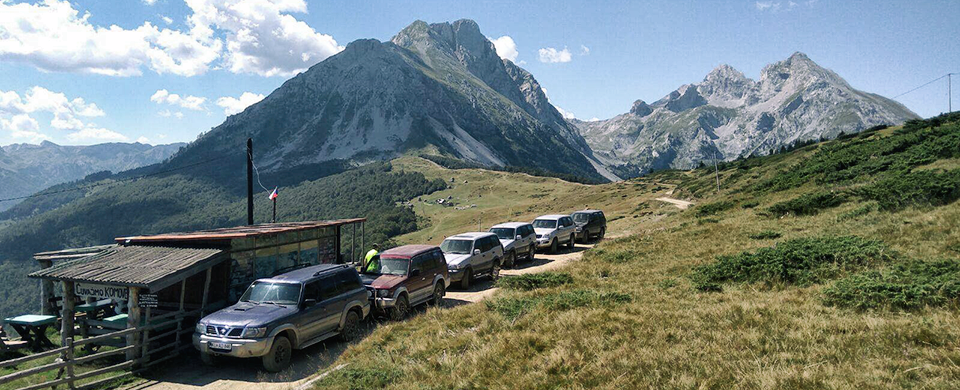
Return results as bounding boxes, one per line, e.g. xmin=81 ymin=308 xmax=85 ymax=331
xmin=303 ymin=298 xmax=317 ymax=308
xmin=473 ymin=249 xmax=481 ymax=255
xmin=516 ymin=235 xmax=522 ymax=240
xmin=410 ymin=269 xmax=421 ymax=277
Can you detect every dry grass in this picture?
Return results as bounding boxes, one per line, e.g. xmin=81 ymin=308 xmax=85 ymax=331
xmin=311 ymin=142 xmax=960 ymax=389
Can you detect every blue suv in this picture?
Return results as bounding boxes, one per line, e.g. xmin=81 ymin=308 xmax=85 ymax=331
xmin=194 ymin=264 xmax=370 ymax=372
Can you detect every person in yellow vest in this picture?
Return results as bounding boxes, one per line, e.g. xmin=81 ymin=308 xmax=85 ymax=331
xmin=364 ymin=244 xmax=380 ymax=273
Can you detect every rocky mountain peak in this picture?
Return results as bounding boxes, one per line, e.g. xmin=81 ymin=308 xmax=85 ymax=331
xmin=704 ymin=64 xmax=747 ymax=83
xmin=630 ymin=100 xmax=653 ymax=117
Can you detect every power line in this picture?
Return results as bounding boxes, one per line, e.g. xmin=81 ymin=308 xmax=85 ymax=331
xmin=247 ymin=149 xmax=271 ymax=194
xmin=892 ymin=73 xmax=956 ymax=100
xmin=0 ymin=153 xmax=234 ymax=203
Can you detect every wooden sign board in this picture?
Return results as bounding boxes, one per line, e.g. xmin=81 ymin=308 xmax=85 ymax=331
xmin=139 ymin=294 xmax=159 ymax=308
xmin=76 ymin=283 xmax=129 ymax=300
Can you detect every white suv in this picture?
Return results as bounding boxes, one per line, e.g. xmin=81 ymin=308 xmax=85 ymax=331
xmin=489 ymin=222 xmax=537 ymax=267
xmin=533 ymin=215 xmax=577 ymax=253
xmin=441 ymin=232 xmax=504 ymax=289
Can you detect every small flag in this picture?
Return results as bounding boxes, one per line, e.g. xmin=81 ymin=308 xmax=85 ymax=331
xmin=269 ymin=187 xmax=278 ymax=200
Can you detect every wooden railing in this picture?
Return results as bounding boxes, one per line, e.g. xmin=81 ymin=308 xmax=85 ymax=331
xmin=0 ymin=310 xmax=199 ymax=390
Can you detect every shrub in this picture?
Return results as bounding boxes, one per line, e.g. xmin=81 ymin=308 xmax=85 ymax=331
xmin=767 ymin=192 xmax=845 ymax=217
xmin=315 ymin=365 xmax=403 ymax=389
xmin=838 ymin=203 xmax=876 ymax=221
xmin=496 ymin=272 xmax=573 ymax=291
xmin=823 ymin=259 xmax=960 ymax=310
xmin=740 ymin=200 xmax=760 ymax=209
xmin=856 ymin=169 xmax=960 ymax=210
xmin=690 ymin=236 xmax=893 ymax=290
xmin=695 ymin=201 xmax=734 ymax=217
xmin=749 ymin=230 xmax=782 ymax=240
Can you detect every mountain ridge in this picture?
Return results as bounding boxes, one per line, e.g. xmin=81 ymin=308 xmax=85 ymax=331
xmin=573 ymin=51 xmax=918 ymax=178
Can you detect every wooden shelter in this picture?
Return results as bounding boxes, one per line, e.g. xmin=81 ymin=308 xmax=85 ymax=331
xmin=27 ymin=219 xmax=366 ymax=363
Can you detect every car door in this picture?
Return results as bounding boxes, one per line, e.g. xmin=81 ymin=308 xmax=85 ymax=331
xmin=561 ymin=217 xmax=575 ymax=241
xmin=334 ymin=269 xmax=363 ymax=323
xmin=481 ymin=236 xmax=495 ymax=270
xmin=408 ymin=254 xmax=433 ymax=304
xmin=522 ymin=225 xmax=535 ymax=251
xmin=314 ymin=275 xmax=343 ymax=336
xmin=298 ymin=280 xmax=327 ymax=341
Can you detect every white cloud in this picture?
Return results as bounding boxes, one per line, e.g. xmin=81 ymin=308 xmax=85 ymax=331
xmin=185 ymin=0 xmax=344 ymax=77
xmin=755 ymin=1 xmax=778 ymax=11
xmin=0 ymin=87 xmax=105 ymax=131
xmin=587 ymin=117 xmax=600 ymax=122
xmin=0 ymin=0 xmax=220 ymax=77
xmin=216 ymin=92 xmax=265 ymax=115
xmin=151 ymin=89 xmax=206 ymax=111
xmin=66 ymin=126 xmax=129 ymax=143
xmin=143 ymin=0 xmax=158 ymax=5
xmin=756 ymin=1 xmax=802 ymax=11
xmin=161 ymin=15 xmax=174 ymax=25
xmin=538 ymin=47 xmax=572 ymax=63
xmin=137 ymin=136 xmax=151 ymax=144
xmin=580 ymin=45 xmax=590 ymax=55
xmin=1 ymin=114 xmax=49 ymax=143
xmin=490 ymin=36 xmax=518 ymax=62
xmin=157 ymin=109 xmax=185 ymax=119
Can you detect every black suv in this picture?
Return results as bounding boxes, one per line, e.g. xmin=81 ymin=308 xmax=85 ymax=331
xmin=571 ymin=209 xmax=606 ymax=243
xmin=194 ymin=264 xmax=370 ymax=372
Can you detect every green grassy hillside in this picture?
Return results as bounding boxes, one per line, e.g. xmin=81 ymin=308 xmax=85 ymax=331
xmin=310 ymin=113 xmax=960 ymax=389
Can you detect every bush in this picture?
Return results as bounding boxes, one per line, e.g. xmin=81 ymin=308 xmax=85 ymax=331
xmin=856 ymin=169 xmax=960 ymax=210
xmin=740 ymin=200 xmax=760 ymax=209
xmin=749 ymin=230 xmax=782 ymax=240
xmin=690 ymin=236 xmax=893 ymax=290
xmin=767 ymin=192 xmax=845 ymax=217
xmin=496 ymin=272 xmax=574 ymax=291
xmin=838 ymin=203 xmax=876 ymax=221
xmin=823 ymin=259 xmax=960 ymax=310
xmin=314 ymin=365 xmax=403 ymax=389
xmin=695 ymin=201 xmax=734 ymax=217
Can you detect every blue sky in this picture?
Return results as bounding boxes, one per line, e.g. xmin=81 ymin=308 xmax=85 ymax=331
xmin=1 ymin=0 xmax=957 ymax=146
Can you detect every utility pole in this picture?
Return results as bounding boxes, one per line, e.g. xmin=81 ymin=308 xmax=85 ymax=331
xmin=713 ymin=150 xmax=721 ymax=193
xmin=949 ymin=73 xmax=953 ymax=113
xmin=247 ymin=138 xmax=254 ymax=225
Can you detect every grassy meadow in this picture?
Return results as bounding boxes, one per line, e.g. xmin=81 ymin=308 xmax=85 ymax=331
xmin=311 ymin=115 xmax=960 ymax=389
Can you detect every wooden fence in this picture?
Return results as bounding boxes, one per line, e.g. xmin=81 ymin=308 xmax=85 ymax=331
xmin=0 ymin=310 xmax=198 ymax=390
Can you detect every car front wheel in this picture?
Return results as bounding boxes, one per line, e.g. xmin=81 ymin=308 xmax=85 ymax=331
xmin=490 ymin=260 xmax=501 ymax=281
xmin=429 ymin=282 xmax=445 ymax=307
xmin=505 ymin=251 xmax=515 ymax=268
xmin=568 ymin=235 xmax=575 ymax=248
xmin=528 ymin=245 xmax=536 ymax=261
xmin=339 ymin=310 xmax=361 ymax=341
xmin=261 ymin=336 xmax=292 ymax=373
xmin=389 ymin=294 xmax=409 ymax=321
xmin=460 ymin=268 xmax=473 ymax=289
xmin=550 ymin=239 xmax=558 ymax=253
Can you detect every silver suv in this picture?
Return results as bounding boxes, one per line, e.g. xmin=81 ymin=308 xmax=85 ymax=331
xmin=533 ymin=215 xmax=577 ymax=253
xmin=489 ymin=222 xmax=536 ymax=267
xmin=441 ymin=232 xmax=503 ymax=289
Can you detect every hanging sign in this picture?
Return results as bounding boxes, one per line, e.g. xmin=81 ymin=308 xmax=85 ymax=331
xmin=76 ymin=283 xmax=129 ymax=300
xmin=139 ymin=294 xmax=159 ymax=308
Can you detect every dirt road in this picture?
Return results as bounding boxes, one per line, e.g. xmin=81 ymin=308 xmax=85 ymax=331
xmin=124 ymin=245 xmax=592 ymax=390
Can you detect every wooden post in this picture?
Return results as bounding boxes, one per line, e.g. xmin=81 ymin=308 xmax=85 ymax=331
xmin=39 ymin=260 xmax=54 ymax=315
xmin=360 ymin=222 xmax=365 ymax=265
xmin=351 ymin=223 xmax=356 ymax=264
xmin=200 ymin=268 xmax=212 ymax=316
xmin=141 ymin=306 xmax=151 ymax=364
xmin=175 ymin=280 xmax=186 ymax=352
xmin=126 ymin=287 xmax=141 ymax=362
xmin=61 ymin=281 xmax=76 ymax=389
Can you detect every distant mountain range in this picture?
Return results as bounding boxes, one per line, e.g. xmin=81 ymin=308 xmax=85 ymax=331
xmin=571 ymin=52 xmax=918 ymax=178
xmin=0 ymin=141 xmax=184 ymax=211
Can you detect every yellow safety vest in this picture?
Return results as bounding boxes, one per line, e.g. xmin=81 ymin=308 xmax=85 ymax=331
xmin=364 ymin=249 xmax=379 ymax=272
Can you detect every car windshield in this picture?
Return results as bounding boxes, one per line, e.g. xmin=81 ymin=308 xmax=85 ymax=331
xmin=240 ymin=282 xmax=300 ymax=305
xmin=533 ymin=219 xmax=557 ymax=229
xmin=441 ymin=239 xmax=474 ymax=254
xmin=573 ymin=213 xmax=590 ymax=223
xmin=490 ymin=228 xmax=515 ymax=240
xmin=364 ymin=257 xmax=409 ymax=276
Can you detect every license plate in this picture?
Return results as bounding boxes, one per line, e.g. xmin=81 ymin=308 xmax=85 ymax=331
xmin=209 ymin=342 xmax=232 ymax=351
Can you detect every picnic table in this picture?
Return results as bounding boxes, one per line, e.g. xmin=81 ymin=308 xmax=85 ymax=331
xmin=4 ymin=315 xmax=56 ymax=352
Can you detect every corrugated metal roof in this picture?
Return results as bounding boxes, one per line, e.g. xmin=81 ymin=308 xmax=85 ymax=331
xmin=29 ymin=245 xmax=226 ymax=289
xmin=116 ymin=219 xmax=365 ymax=244
xmin=33 ymin=244 xmax=116 ymax=262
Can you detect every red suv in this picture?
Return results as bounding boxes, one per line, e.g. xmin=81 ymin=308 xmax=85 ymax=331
xmin=360 ymin=245 xmax=448 ymax=320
